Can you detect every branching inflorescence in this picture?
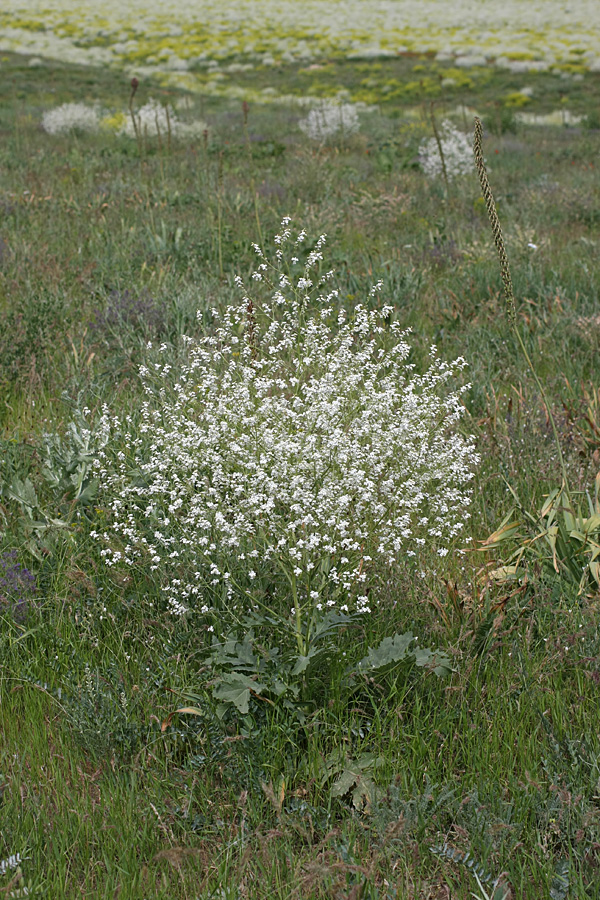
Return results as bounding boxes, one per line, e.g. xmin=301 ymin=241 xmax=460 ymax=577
xmin=419 ymin=120 xmax=474 ymax=181
xmin=92 ymin=220 xmax=478 ymax=645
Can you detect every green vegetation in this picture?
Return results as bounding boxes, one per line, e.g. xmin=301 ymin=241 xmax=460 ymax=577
xmin=1 ymin=51 xmax=600 ymax=899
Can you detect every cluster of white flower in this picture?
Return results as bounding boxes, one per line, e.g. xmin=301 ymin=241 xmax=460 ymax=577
xmin=419 ymin=121 xmax=474 ymax=181
xmin=3 ymin=1 xmax=599 ymax=77
xmin=118 ymin=98 xmax=173 ymax=138
xmin=41 ymin=102 xmax=100 ymax=136
xmin=120 ymin=97 xmax=207 ymax=139
xmin=92 ymin=220 xmax=478 ymax=621
xmin=41 ymin=98 xmax=208 ymax=141
xmin=298 ymin=102 xmax=360 ymax=142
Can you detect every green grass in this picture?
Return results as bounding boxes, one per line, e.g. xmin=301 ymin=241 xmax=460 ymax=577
xmin=1 ymin=50 xmax=600 ymax=898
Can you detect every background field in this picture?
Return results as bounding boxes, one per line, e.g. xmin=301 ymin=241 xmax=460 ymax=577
xmin=1 ymin=43 xmax=600 ymax=900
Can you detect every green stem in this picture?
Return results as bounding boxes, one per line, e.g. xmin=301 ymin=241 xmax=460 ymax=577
xmin=291 ymin=572 xmax=304 ymax=656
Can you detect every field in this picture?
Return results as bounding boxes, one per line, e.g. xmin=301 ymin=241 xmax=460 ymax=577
xmin=1 ymin=21 xmax=600 ymax=900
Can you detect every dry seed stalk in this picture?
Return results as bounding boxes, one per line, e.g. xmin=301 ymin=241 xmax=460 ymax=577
xmin=217 ymin=150 xmax=224 ymax=279
xmin=128 ymin=77 xmax=142 ymax=157
xmin=473 ymin=116 xmax=570 ymax=498
xmin=473 ymin=116 xmax=516 ymax=325
xmin=430 ymin=103 xmax=449 ymax=196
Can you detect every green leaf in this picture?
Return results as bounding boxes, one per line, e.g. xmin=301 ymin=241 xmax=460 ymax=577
xmin=351 ymin=775 xmax=376 ymax=811
xmin=331 ymin=769 xmax=358 ymax=797
xmin=357 ymin=631 xmax=414 ymax=671
xmin=8 ymin=477 xmax=39 ymax=511
xmin=209 ymin=636 xmax=257 ymax=671
xmin=76 ymin=478 xmax=99 ymax=505
xmin=271 ymin=679 xmax=288 ymax=697
xmin=414 ymin=647 xmax=453 ymax=676
xmin=549 ymin=858 xmax=569 ymax=900
xmin=212 ymin=673 xmax=266 ymax=713
xmin=291 ymin=649 xmax=318 ymax=675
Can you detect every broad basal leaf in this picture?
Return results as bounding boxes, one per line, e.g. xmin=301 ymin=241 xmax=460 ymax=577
xmin=212 ymin=673 xmax=266 ymax=714
xmin=357 ymin=632 xmax=414 ymax=672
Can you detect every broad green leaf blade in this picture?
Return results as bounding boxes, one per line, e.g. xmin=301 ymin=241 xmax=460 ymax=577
xmin=331 ymin=769 xmax=358 ymax=797
xmin=291 ymin=649 xmax=318 ymax=676
xmin=414 ymin=647 xmax=453 ymax=676
xmin=212 ymin=673 xmax=266 ymax=713
xmin=352 ymin=775 xmax=376 ymax=811
xmin=549 ymin=858 xmax=569 ymax=900
xmin=358 ymin=632 xmax=414 ymax=671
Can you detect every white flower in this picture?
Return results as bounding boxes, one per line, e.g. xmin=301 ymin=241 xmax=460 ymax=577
xmin=419 ymin=121 xmax=474 ymax=181
xmin=42 ymin=102 xmax=100 ymax=135
xmin=298 ymin=102 xmax=360 ymax=142
xmin=119 ymin=97 xmax=207 ymax=140
xmin=93 ymin=219 xmax=478 ymax=617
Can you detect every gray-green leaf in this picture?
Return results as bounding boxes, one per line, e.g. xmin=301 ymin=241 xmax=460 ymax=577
xmin=212 ymin=673 xmax=266 ymax=713
xmin=357 ymin=632 xmax=414 ymax=671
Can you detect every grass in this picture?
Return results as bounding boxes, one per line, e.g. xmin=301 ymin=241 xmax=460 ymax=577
xmin=1 ymin=49 xmax=600 ymax=899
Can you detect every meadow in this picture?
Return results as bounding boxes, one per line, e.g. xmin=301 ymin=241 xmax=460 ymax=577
xmin=0 ymin=34 xmax=600 ymax=900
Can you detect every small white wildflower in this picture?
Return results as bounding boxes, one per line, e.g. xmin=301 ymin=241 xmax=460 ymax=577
xmin=0 ymin=853 xmax=29 ymax=876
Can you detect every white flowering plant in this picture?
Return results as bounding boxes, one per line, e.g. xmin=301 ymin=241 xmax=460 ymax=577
xmin=298 ymin=102 xmax=360 ymax=142
xmin=119 ymin=97 xmax=208 ymax=140
xmin=419 ymin=120 xmax=474 ymax=181
xmin=42 ymin=102 xmax=100 ymax=136
xmin=92 ymin=220 xmax=478 ymax=655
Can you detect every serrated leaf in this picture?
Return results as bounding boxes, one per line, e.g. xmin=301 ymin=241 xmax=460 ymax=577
xmin=212 ymin=673 xmax=266 ymax=713
xmin=356 ymin=753 xmax=382 ymax=770
xmin=291 ymin=650 xmax=318 ymax=676
xmin=352 ymin=775 xmax=376 ymax=811
xmin=215 ymin=703 xmax=229 ymax=720
xmin=358 ymin=632 xmax=414 ymax=671
xmin=210 ymin=636 xmax=257 ymax=671
xmin=414 ymin=647 xmax=453 ymax=676
xmin=76 ymin=479 xmax=99 ymax=505
xmin=549 ymin=858 xmax=569 ymax=900
xmin=8 ymin=477 xmax=39 ymax=510
xmin=487 ymin=564 xmax=521 ymax=582
xmin=271 ymin=679 xmax=288 ymax=696
xmin=331 ymin=769 xmax=358 ymax=797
